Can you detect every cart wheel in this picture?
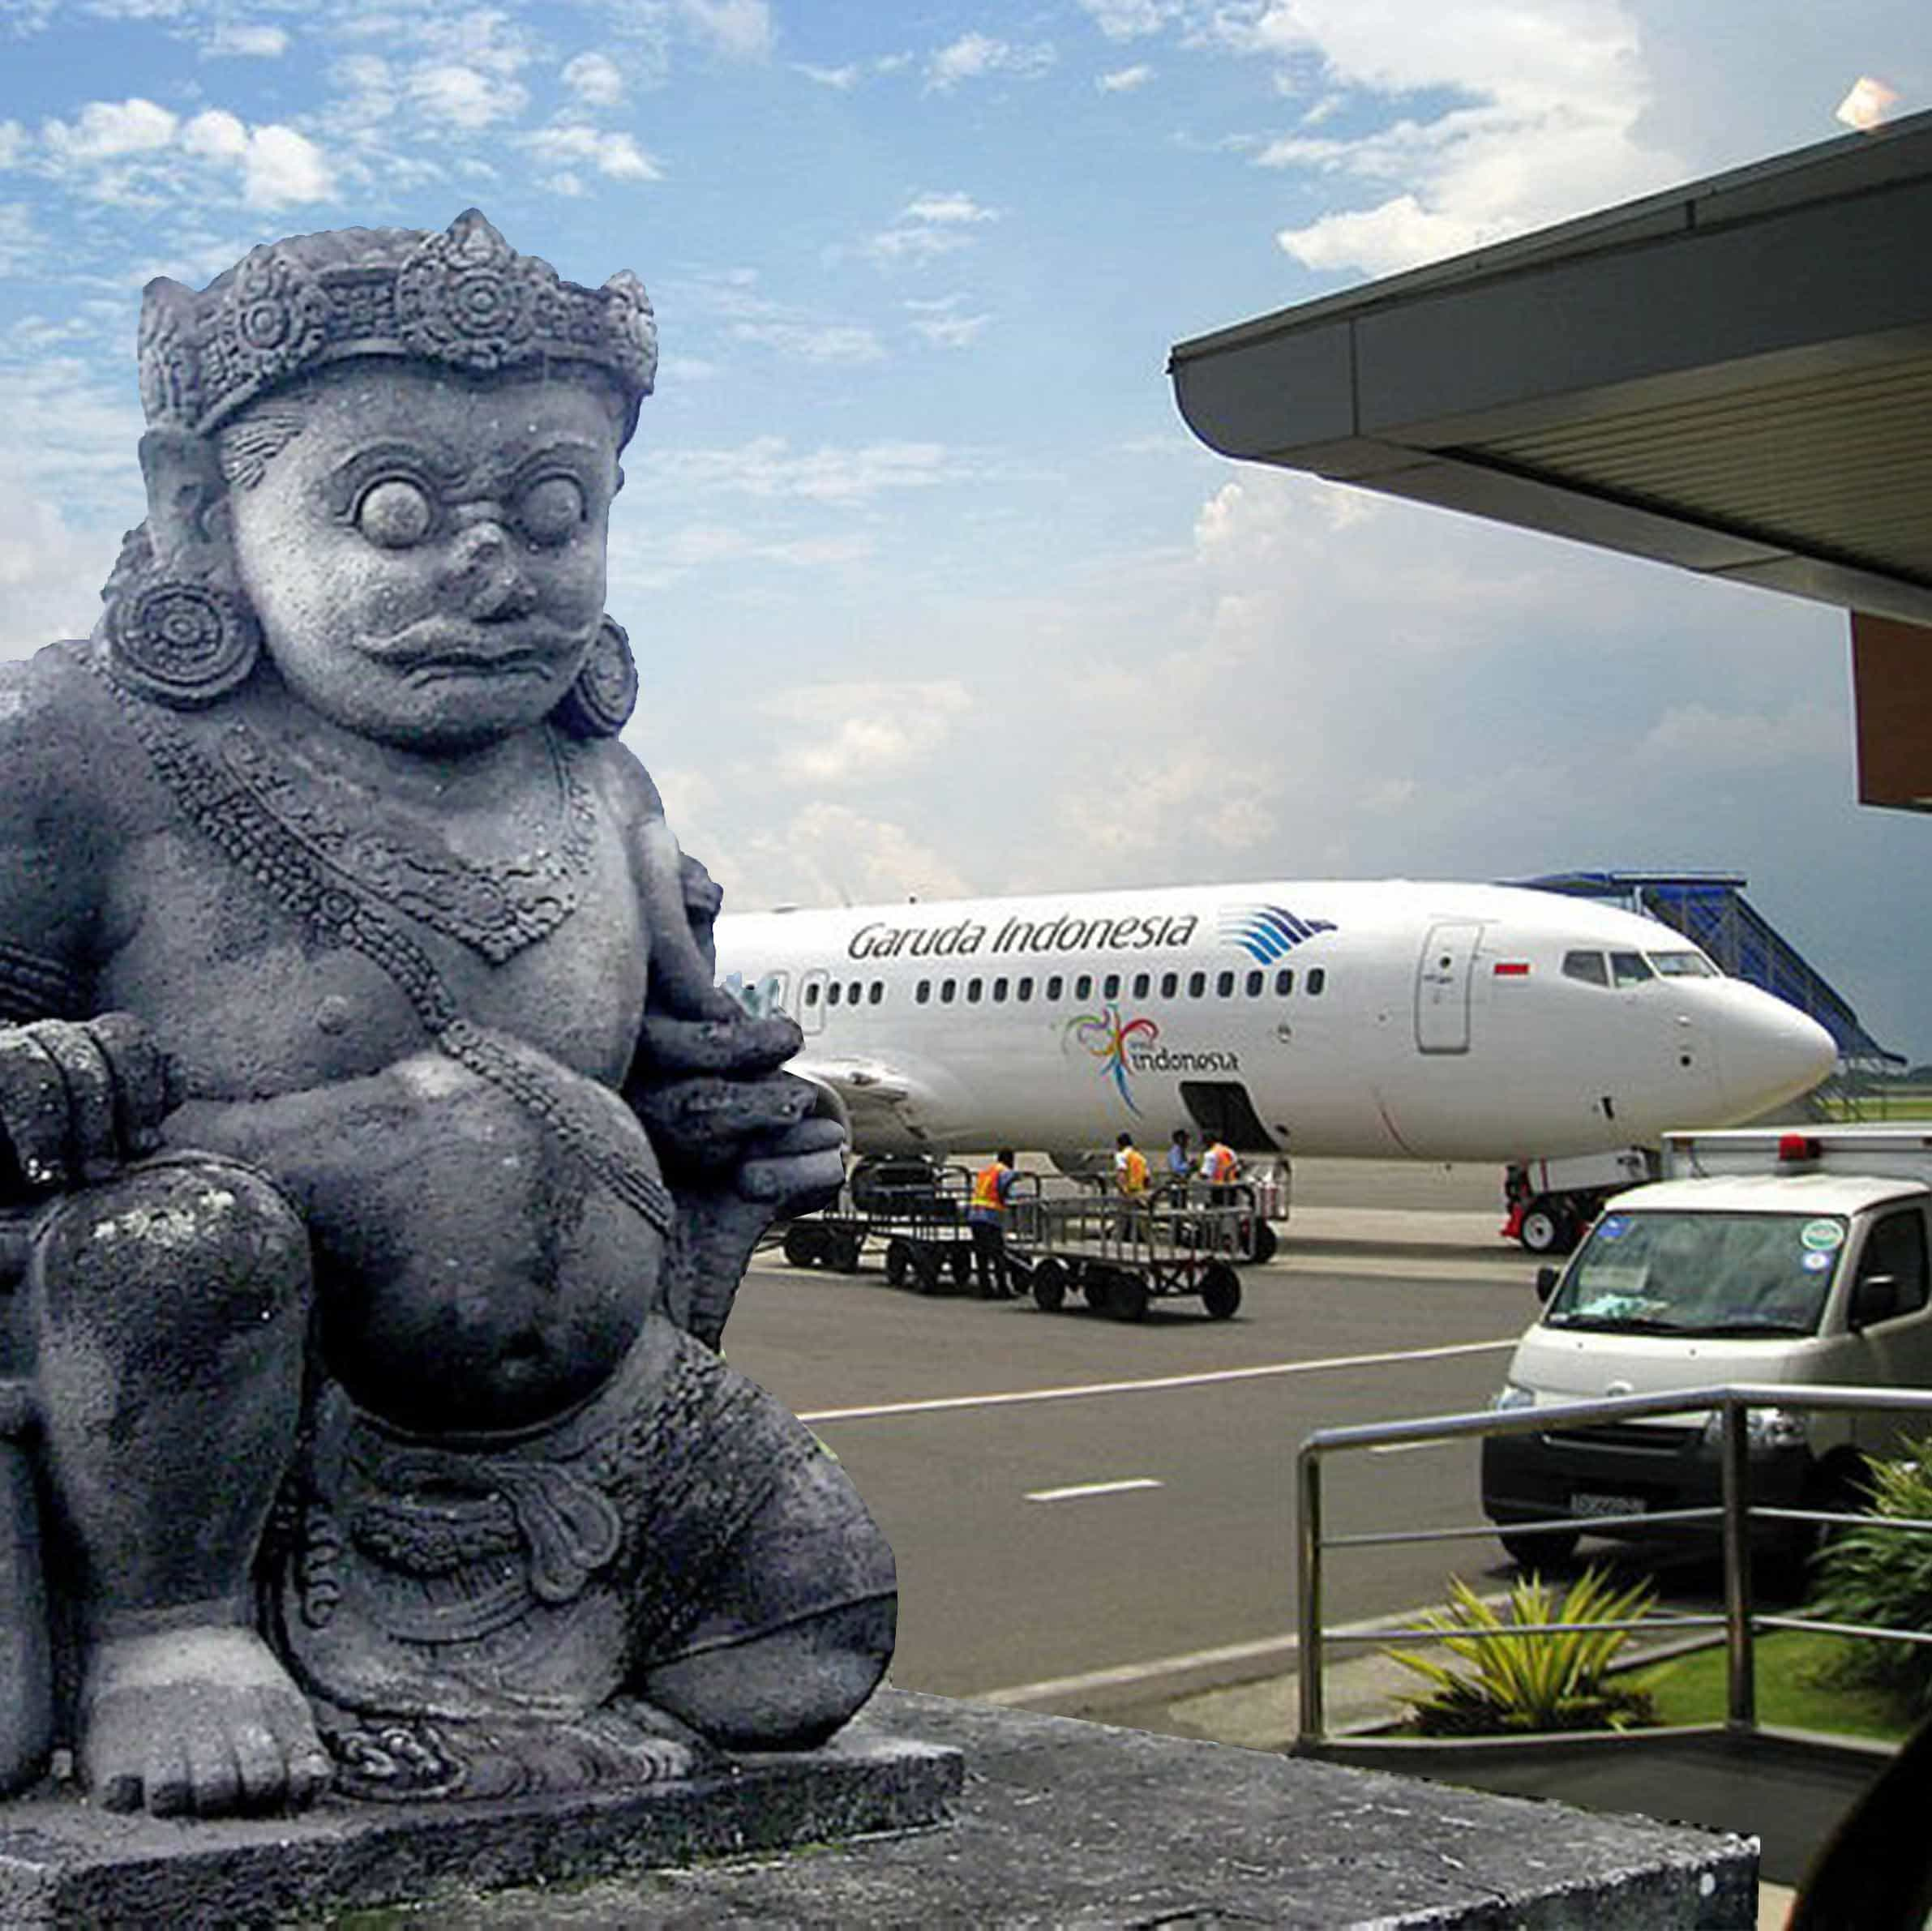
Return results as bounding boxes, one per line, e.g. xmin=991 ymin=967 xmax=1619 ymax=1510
xmin=885 ymin=1238 xmax=913 ymax=1287
xmin=1082 ymin=1269 xmax=1114 ymax=1317
xmin=1245 ymin=1222 xmax=1278 ymax=1266
xmin=1201 ymin=1262 xmax=1241 ymax=1320
xmin=911 ymin=1245 xmax=943 ymax=1295
xmin=1110 ymin=1274 xmax=1150 ymax=1323
xmin=782 ymin=1224 xmax=819 ymax=1269
xmin=949 ymin=1246 xmax=974 ymax=1287
xmin=1032 ymin=1257 xmax=1067 ymax=1312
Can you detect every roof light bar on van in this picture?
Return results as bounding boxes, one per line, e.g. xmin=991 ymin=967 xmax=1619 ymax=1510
xmin=1777 ymin=1132 xmax=1822 ymax=1164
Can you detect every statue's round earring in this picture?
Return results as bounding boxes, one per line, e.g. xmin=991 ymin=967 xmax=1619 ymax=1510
xmin=554 ymin=614 xmax=639 ymax=739
xmin=105 ymin=549 xmax=262 ymax=708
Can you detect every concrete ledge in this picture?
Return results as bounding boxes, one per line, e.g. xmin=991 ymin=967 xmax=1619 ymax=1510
xmin=0 ymin=1693 xmax=1761 ymax=1925
xmin=0 ymin=1719 xmax=962 ymax=1929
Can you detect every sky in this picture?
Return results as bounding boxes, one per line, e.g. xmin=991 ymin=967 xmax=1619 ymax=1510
xmin=0 ymin=0 xmax=1927 ymax=1063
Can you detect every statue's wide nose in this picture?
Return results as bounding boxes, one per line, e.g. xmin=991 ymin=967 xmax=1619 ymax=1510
xmin=439 ymin=521 xmax=538 ymax=620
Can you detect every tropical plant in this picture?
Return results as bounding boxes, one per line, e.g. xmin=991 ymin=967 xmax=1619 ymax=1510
xmin=1805 ymin=1442 xmax=1932 ymax=1714
xmin=1386 ymin=1568 xmax=1661 ymax=1736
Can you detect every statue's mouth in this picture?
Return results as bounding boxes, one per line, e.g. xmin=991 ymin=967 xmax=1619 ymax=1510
xmin=370 ymin=620 xmax=585 ymax=683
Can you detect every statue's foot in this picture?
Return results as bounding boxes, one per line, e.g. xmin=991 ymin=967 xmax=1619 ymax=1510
xmin=79 ymin=1625 xmax=333 ymax=1817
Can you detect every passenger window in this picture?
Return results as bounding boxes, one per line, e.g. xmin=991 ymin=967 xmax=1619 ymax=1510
xmin=1188 ymin=972 xmax=1205 ymax=998
xmin=1047 ymin=975 xmax=1063 ymax=1001
xmin=1216 ymin=970 xmax=1234 ymax=997
xmin=804 ymin=982 xmax=820 ymax=1007
xmin=1017 ymin=977 xmax=1034 ymax=1002
xmin=1075 ymin=974 xmax=1092 ymax=1000
xmin=1103 ymin=973 xmax=1120 ymax=1000
xmin=915 ymin=980 xmax=930 ymax=1005
xmin=848 ymin=980 xmax=862 ymax=1005
xmin=1307 ymin=968 xmax=1326 ymax=995
xmin=1160 ymin=972 xmax=1178 ymax=998
xmin=966 ymin=978 xmax=983 ymax=1002
xmin=1610 ymin=952 xmax=1654 ymax=987
xmin=1132 ymin=973 xmax=1150 ymax=999
xmin=1275 ymin=968 xmax=1295 ymax=996
xmin=827 ymin=983 xmax=842 ymax=1007
xmin=869 ymin=981 xmax=884 ymax=1005
xmin=1562 ymin=951 xmax=1609 ymax=988
xmin=1245 ymin=970 xmax=1263 ymax=997
xmin=992 ymin=977 xmax=1008 ymax=1003
xmin=1860 ymin=1212 xmax=1930 ymax=1317
xmin=940 ymin=978 xmax=956 ymax=1004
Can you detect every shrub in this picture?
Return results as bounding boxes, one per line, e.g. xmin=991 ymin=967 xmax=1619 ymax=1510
xmin=1805 ymin=1443 xmax=1932 ymax=1714
xmin=1386 ymin=1568 xmax=1661 ymax=1736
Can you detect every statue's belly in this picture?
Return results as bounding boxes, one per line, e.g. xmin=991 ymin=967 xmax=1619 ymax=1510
xmin=302 ymin=1046 xmax=668 ymax=1436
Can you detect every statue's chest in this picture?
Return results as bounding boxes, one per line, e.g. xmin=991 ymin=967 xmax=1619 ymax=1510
xmin=100 ymin=783 xmax=650 ymax=1097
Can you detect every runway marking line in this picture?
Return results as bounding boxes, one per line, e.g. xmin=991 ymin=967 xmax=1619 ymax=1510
xmin=795 ymin=1336 xmax=1515 ymax=1425
xmin=1025 ymin=1477 xmax=1164 ymax=1503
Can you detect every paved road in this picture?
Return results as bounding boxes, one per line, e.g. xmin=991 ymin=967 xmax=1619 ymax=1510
xmin=723 ymin=1199 xmax=1544 ymax=1706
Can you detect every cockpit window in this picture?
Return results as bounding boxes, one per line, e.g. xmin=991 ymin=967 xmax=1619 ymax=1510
xmin=1648 ymin=952 xmax=1717 ymax=978
xmin=1562 ymin=950 xmax=1609 ymax=987
xmin=1609 ymin=952 xmax=1654 ymax=987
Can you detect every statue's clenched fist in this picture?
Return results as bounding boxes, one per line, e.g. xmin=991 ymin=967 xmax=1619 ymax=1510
xmin=0 ymin=1013 xmax=178 ymax=1195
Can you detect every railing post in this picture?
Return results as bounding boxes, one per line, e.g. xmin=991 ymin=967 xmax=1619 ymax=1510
xmin=1297 ymin=1442 xmax=1326 ymax=1747
xmin=1720 ymin=1397 xmax=1756 ymax=1732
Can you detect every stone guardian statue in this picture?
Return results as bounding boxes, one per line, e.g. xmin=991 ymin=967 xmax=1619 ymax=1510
xmin=0 ymin=211 xmax=895 ymax=1818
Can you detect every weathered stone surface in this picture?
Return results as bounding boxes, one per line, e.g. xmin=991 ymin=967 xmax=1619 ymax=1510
xmin=0 ymin=1720 xmax=962 ymax=1928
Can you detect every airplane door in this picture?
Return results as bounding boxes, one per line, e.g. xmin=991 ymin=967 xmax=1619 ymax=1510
xmin=798 ymin=967 xmax=829 ymax=1035
xmin=1415 ymin=922 xmax=1482 ymax=1055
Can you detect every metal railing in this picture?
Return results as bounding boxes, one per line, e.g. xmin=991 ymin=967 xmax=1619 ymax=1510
xmin=1296 ymin=1383 xmax=1932 ymax=1746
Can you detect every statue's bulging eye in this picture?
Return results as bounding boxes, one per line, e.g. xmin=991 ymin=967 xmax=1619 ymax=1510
xmin=358 ymin=478 xmax=434 ymax=549
xmin=519 ymin=475 xmax=585 ymax=546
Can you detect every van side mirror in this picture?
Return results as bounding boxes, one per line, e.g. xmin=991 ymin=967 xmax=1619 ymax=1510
xmin=1535 ymin=1265 xmax=1559 ymax=1303
xmin=1851 ymin=1273 xmax=1900 ymax=1329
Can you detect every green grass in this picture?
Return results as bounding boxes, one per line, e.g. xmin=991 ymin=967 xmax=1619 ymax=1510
xmin=1630 ymin=1632 xmax=1915 ymax=1743
xmin=1812 ymin=1088 xmax=1932 ymax=1124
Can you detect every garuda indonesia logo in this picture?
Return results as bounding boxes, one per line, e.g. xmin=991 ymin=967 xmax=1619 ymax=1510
xmin=1219 ymin=903 xmax=1335 ymax=964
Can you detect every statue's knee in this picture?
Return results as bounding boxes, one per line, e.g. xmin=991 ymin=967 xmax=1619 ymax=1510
xmin=643 ymin=1594 xmax=897 ymax=1751
xmin=30 ymin=1152 xmax=311 ymax=1340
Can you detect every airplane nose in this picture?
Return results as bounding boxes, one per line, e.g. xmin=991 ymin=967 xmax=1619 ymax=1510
xmin=1714 ymin=994 xmax=1837 ymax=1118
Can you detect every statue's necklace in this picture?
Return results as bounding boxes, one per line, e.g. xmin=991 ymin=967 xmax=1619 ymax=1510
xmin=216 ymin=719 xmax=596 ymax=965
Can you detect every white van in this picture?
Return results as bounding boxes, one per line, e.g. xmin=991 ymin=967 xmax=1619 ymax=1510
xmin=1481 ymin=1126 xmax=1932 ymax=1565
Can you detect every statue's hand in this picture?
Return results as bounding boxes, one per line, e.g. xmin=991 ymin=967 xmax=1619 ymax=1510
xmin=0 ymin=1013 xmax=178 ymax=1195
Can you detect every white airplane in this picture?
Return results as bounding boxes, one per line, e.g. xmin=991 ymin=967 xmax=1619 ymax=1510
xmin=713 ymin=880 xmax=1837 ymax=1250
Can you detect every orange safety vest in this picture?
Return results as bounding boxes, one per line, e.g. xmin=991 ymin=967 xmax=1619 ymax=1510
xmin=971 ymin=1161 xmax=1010 ymax=1213
xmin=1116 ymin=1146 xmax=1150 ymax=1196
xmin=1203 ymin=1142 xmax=1239 ymax=1184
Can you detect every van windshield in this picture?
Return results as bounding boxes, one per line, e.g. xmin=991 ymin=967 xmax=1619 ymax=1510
xmin=1543 ymin=1210 xmax=1845 ymax=1337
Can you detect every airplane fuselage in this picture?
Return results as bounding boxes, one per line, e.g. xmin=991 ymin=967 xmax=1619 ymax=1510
xmin=713 ymin=880 xmax=1836 ymax=1167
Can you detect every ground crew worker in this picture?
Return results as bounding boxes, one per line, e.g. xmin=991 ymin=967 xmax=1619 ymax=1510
xmin=1166 ymin=1127 xmax=1193 ymax=1201
xmin=1201 ymin=1135 xmax=1240 ymax=1207
xmin=968 ymin=1148 xmax=1019 ymax=1299
xmin=1114 ymin=1131 xmax=1151 ymax=1242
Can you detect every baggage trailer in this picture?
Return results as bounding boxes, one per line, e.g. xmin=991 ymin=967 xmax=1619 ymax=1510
xmin=779 ymin=1159 xmax=978 ymax=1291
xmin=1006 ymin=1175 xmax=1252 ymax=1321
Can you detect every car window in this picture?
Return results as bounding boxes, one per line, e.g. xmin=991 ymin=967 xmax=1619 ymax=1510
xmin=1860 ymin=1210 xmax=1930 ymax=1317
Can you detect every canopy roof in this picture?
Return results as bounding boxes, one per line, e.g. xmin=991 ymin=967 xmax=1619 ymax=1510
xmin=1170 ymin=109 xmax=1932 ymax=628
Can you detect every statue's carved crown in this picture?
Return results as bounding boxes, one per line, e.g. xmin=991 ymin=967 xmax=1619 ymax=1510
xmin=138 ymin=209 xmax=657 ymax=437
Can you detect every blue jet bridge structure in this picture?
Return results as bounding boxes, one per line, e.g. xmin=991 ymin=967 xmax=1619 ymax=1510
xmin=1514 ymin=870 xmax=1900 ymax=1073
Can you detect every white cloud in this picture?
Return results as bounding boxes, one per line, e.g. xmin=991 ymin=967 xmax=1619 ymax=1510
xmin=203 ymin=20 xmax=288 ymax=58
xmin=1636 ymin=703 xmax=1842 ymax=772
xmin=713 ymin=802 xmax=975 ymax=911
xmin=1097 ymin=64 xmax=1154 ymax=92
xmin=521 ymin=122 xmax=662 ymax=182
xmin=0 ymin=203 xmax=39 ymax=274
xmin=925 ymin=32 xmax=1056 ymax=92
xmin=409 ymin=63 xmax=529 ymax=130
xmin=1077 ymin=0 xmax=1178 ymax=37
xmin=730 ymin=320 xmax=884 ymax=363
xmin=758 ymin=679 xmax=974 ymax=789
xmin=903 ymin=191 xmax=996 ymax=224
xmin=863 ymin=226 xmax=971 ymax=264
xmin=647 ymin=437 xmax=955 ymax=503
xmin=678 ymin=0 xmax=772 ymax=62
xmin=562 ymin=50 xmax=626 ymax=107
xmin=905 ymin=297 xmax=991 ymax=349
xmin=0 ymin=488 xmax=117 ymax=662
xmin=43 ymin=97 xmax=179 ymax=165
xmin=0 ymin=122 xmax=25 ymax=167
xmin=795 ymin=62 xmax=859 ymax=88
